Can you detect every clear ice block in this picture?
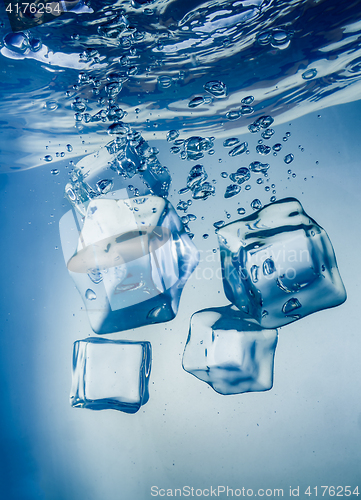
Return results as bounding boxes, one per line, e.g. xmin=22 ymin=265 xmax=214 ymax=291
xmin=217 ymin=197 xmax=346 ymax=329
xmin=59 ymin=194 xmax=199 ymax=333
xmin=70 ymin=338 xmax=151 ymax=413
xmin=182 ymin=306 xmax=278 ymax=395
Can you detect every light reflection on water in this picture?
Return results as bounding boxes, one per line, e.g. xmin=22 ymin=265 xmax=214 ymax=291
xmin=2 ymin=0 xmax=361 ymax=170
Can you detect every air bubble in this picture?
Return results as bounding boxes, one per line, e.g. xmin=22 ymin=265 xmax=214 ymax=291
xmin=85 ymin=289 xmax=97 ymax=301
xmin=72 ymin=99 xmax=86 ymax=112
xmin=251 ymin=199 xmax=262 ymax=210
xmin=284 ymin=153 xmax=294 ymax=164
xmin=254 ymin=115 xmax=274 ymax=129
xmin=248 ymin=123 xmax=260 ymax=133
xmin=282 ymin=298 xmax=301 ymax=314
xmin=302 ymin=68 xmax=317 ymax=80
xmin=189 ymin=96 xmax=205 ymax=108
xmin=228 ymin=142 xmax=248 ymax=156
xmin=223 ymin=138 xmax=239 ymax=148
xmin=229 ymin=167 xmax=250 ymax=184
xmin=166 ymin=130 xmax=180 ymax=142
xmin=241 ymin=95 xmax=254 ymax=105
xmin=226 ymin=110 xmax=241 ymax=120
xmin=224 ymin=184 xmax=241 ymax=198
xmin=204 ymin=80 xmax=227 ymax=98
xmin=261 ymin=128 xmax=275 ymax=140
xmin=158 ymin=75 xmax=172 ymax=89
xmin=250 ymin=265 xmax=259 ymax=283
xmin=256 ymin=145 xmax=271 ymax=155
xmin=4 ymin=32 xmax=30 ymax=54
xmin=240 ymin=106 xmax=254 ymax=115
xmin=263 ymin=258 xmax=276 ymax=275
xmin=249 ymin=161 xmax=269 ymax=174
xmin=46 ymin=101 xmax=58 ymax=111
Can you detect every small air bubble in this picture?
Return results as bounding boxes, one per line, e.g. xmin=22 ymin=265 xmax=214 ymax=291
xmin=284 ymin=154 xmax=294 ymax=164
xmin=85 ymin=289 xmax=97 ymax=301
xmin=251 ymin=199 xmax=262 ymax=210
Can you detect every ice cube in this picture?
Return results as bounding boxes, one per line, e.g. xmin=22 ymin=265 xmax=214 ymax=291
xmin=59 ymin=194 xmax=199 ymax=333
xmin=70 ymin=338 xmax=151 ymax=413
xmin=217 ymin=197 xmax=346 ymax=329
xmin=182 ymin=306 xmax=278 ymax=395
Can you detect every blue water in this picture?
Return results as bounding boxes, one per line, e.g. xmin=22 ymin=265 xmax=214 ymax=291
xmin=1 ymin=0 xmax=361 ymax=499
xmin=2 ymin=0 xmax=361 ymax=171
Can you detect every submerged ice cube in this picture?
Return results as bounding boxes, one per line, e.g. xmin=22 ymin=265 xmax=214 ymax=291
xmin=217 ymin=197 xmax=346 ymax=329
xmin=70 ymin=338 xmax=151 ymax=413
xmin=182 ymin=306 xmax=278 ymax=395
xmin=60 ymin=194 xmax=199 ymax=333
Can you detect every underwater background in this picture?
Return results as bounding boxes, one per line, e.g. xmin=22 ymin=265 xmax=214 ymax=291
xmin=0 ymin=0 xmax=361 ymax=498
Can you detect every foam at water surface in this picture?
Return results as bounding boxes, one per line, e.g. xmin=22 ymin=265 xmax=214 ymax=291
xmin=60 ymin=194 xmax=199 ymax=333
xmin=217 ymin=198 xmax=347 ymax=329
xmin=70 ymin=338 xmax=151 ymax=413
xmin=182 ymin=306 xmax=278 ymax=395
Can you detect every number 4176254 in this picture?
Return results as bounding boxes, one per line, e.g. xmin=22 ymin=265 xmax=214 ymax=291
xmin=305 ymin=486 xmax=359 ymax=496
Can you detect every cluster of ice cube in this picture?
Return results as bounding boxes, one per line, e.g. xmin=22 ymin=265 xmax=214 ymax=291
xmin=61 ymin=134 xmax=346 ymax=410
xmin=61 ymin=134 xmax=201 ymax=412
xmin=182 ymin=197 xmax=346 ymax=395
